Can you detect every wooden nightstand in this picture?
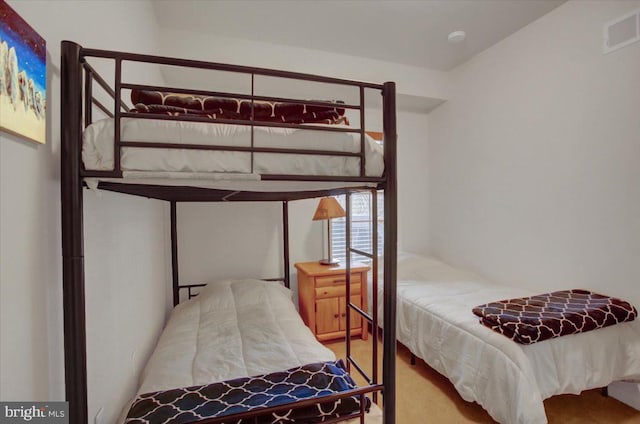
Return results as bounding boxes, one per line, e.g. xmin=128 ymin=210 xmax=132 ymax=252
xmin=295 ymin=261 xmax=369 ymax=342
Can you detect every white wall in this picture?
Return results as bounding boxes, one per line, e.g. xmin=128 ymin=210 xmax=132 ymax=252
xmin=154 ymin=27 xmax=450 ymax=103
xmin=398 ymin=110 xmax=430 ymax=254
xmin=427 ymin=0 xmax=640 ymax=308
xmin=178 ymin=199 xmax=322 ymax=302
xmin=83 ymin=192 xmax=169 ymax=424
xmin=0 ymin=2 xmax=168 ymax=423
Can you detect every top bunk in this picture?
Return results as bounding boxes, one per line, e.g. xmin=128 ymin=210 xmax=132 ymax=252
xmin=61 ymin=41 xmax=397 ymax=202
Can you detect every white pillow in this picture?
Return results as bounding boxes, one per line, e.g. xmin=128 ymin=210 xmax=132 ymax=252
xmin=377 ymin=252 xmax=483 ymax=283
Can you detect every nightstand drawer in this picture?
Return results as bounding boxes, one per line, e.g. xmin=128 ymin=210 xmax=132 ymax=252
xmin=315 ymin=284 xmax=362 ymax=299
xmin=316 ymin=273 xmax=362 ymax=288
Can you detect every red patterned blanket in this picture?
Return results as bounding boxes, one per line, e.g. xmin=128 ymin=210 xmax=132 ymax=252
xmin=130 ymin=89 xmax=349 ymax=125
xmin=472 ymin=289 xmax=637 ymax=344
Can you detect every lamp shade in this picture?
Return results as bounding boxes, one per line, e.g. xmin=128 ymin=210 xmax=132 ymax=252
xmin=312 ymin=197 xmax=346 ymax=221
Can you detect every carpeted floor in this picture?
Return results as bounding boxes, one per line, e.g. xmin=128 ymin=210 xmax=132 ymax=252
xmin=324 ymin=338 xmax=640 ymax=423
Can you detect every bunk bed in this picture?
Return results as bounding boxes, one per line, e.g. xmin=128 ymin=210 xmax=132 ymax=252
xmin=60 ymin=41 xmax=397 ymax=424
xmin=372 ymin=253 xmax=640 ymax=424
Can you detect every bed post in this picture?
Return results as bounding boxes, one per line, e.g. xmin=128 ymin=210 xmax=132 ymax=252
xmin=171 ymin=201 xmax=180 ymax=305
xmin=382 ymin=81 xmax=397 ymax=424
xmin=61 ymin=40 xmax=88 ymax=424
xmin=282 ymin=201 xmax=290 ymax=289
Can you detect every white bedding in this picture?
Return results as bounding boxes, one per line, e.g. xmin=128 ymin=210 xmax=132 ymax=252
xmin=82 ymin=118 xmax=384 ymax=190
xmin=130 ymin=279 xmax=381 ymax=423
xmin=374 ymin=253 xmax=640 ymax=424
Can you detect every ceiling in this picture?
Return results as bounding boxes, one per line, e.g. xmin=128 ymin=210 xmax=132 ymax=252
xmin=152 ymin=0 xmax=566 ymax=71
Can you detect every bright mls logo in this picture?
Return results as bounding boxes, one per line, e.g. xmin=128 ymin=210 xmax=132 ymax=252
xmin=0 ymin=402 xmax=68 ymax=423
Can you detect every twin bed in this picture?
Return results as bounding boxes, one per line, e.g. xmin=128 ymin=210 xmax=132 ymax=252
xmin=123 ymin=279 xmax=382 ymax=423
xmin=373 ymin=253 xmax=640 ymax=424
xmin=61 ymin=42 xmax=397 ymax=424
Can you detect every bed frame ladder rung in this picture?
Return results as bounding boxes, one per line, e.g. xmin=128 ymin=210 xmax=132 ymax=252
xmin=348 ymin=301 xmax=373 ymax=324
xmin=347 ymin=355 xmax=373 ymax=385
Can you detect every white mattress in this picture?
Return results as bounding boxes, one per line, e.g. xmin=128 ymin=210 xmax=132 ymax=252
xmin=129 ymin=279 xmax=381 ymax=423
xmin=82 ymin=118 xmax=384 ymax=191
xmin=373 ymin=253 xmax=640 ymax=424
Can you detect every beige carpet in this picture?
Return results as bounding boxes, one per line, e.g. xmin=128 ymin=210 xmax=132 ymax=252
xmin=324 ymin=338 xmax=640 ymax=424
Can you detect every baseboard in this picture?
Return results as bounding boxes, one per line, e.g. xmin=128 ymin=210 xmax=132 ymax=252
xmin=608 ymin=381 xmax=640 ymax=411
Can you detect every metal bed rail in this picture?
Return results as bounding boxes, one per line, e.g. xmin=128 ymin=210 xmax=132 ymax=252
xmin=198 ymin=384 xmax=383 ymax=424
xmin=79 ymin=46 xmax=381 ymax=182
xmin=177 ymin=277 xmax=287 ymax=302
xmin=342 ymin=189 xmax=381 ymax=404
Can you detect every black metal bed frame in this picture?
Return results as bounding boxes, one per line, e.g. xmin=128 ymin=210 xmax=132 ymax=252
xmin=60 ymin=40 xmax=397 ymax=424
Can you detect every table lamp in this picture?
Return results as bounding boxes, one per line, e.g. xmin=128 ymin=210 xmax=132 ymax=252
xmin=312 ymin=197 xmax=346 ymax=265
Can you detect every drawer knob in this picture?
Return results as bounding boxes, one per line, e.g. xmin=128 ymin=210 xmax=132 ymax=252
xmin=334 ymin=314 xmax=339 ymax=318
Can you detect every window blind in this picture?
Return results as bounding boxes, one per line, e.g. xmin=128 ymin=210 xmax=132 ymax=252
xmin=330 ymin=191 xmax=384 ymax=263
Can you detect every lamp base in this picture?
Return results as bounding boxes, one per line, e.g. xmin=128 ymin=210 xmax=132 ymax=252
xmin=319 ymin=258 xmax=340 ymax=266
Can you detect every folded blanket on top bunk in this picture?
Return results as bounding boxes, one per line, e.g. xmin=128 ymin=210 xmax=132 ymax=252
xmin=131 ymin=89 xmax=349 ymax=125
xmin=473 ymin=289 xmax=638 ymax=344
xmin=125 ymin=360 xmax=369 ymax=424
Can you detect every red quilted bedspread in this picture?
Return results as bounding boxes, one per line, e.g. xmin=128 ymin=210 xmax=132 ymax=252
xmin=129 ymin=89 xmax=349 ymax=125
xmin=472 ymin=289 xmax=637 ymax=344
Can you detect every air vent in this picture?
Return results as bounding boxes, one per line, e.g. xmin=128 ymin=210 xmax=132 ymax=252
xmin=603 ymin=8 xmax=640 ymax=54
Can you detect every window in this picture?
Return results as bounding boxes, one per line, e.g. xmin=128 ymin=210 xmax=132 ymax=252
xmin=330 ymin=191 xmax=384 ymax=263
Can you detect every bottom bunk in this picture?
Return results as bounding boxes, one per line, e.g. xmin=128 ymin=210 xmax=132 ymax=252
xmin=371 ymin=253 xmax=640 ymax=424
xmin=121 ymin=279 xmax=382 ymax=423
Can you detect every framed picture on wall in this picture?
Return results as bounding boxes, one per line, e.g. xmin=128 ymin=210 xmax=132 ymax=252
xmin=0 ymin=0 xmax=46 ymax=144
